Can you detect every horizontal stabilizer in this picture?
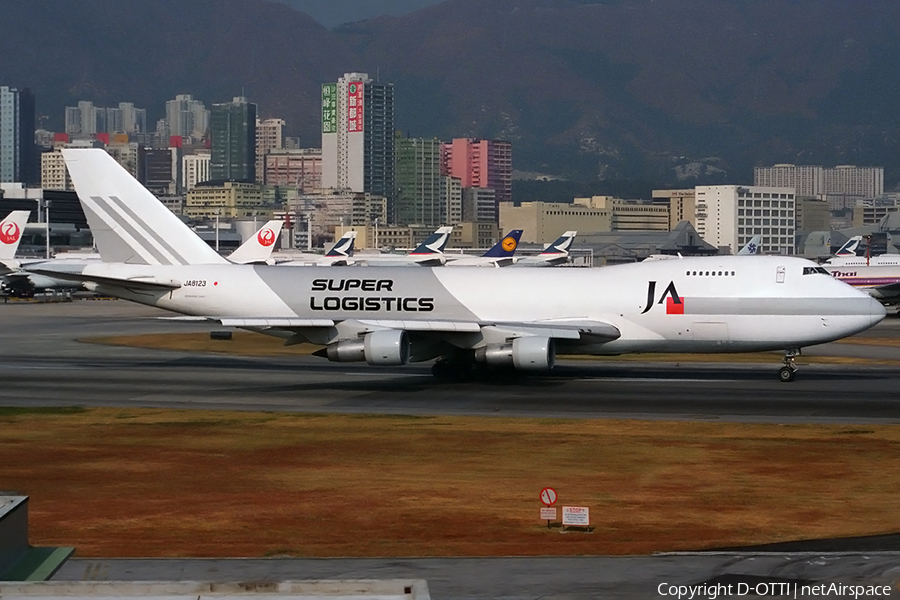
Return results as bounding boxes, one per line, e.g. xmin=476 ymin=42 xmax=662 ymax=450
xmin=27 ymin=269 xmax=182 ymax=291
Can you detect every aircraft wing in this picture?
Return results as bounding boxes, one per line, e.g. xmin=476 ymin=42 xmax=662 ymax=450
xmin=192 ymin=316 xmax=621 ymax=346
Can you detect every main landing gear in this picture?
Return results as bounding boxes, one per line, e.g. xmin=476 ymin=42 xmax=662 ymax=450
xmin=778 ymin=349 xmax=800 ymax=382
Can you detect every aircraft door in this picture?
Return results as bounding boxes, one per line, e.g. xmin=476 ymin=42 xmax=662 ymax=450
xmin=776 ymin=266 xmax=786 ymax=283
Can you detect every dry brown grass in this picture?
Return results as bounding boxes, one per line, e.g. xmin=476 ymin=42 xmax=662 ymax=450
xmin=4 ymin=407 xmax=900 ymax=558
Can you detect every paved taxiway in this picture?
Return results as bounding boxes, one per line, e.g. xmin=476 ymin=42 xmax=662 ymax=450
xmin=4 ymin=300 xmax=900 ymax=598
xmin=2 ymin=300 xmax=900 ymax=423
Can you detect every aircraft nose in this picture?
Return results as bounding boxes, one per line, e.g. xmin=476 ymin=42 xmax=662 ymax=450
xmin=869 ymin=296 xmax=887 ymax=326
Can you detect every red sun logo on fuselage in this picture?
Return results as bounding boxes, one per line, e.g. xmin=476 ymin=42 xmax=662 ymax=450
xmin=0 ymin=221 xmax=21 ymax=245
xmin=257 ymin=228 xmax=276 ymax=247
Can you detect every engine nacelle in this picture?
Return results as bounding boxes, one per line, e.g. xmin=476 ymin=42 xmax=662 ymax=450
xmin=322 ymin=330 xmax=411 ymax=365
xmin=324 ymin=339 xmax=366 ymax=362
xmin=474 ymin=336 xmax=555 ymax=371
xmin=364 ymin=329 xmax=410 ymax=365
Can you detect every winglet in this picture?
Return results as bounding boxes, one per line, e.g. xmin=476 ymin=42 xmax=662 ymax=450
xmin=62 ymin=148 xmax=228 ymax=265
xmin=0 ymin=210 xmax=30 ymax=261
xmin=482 ymin=230 xmax=523 ymax=258
xmin=228 ymin=220 xmax=283 ymax=264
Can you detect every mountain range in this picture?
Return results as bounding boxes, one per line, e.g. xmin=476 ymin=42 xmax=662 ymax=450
xmin=2 ymin=0 xmax=899 ymax=193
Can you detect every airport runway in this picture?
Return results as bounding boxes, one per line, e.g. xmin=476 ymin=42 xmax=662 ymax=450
xmin=3 ymin=300 xmax=900 ymax=598
xmin=2 ymin=300 xmax=900 ymax=423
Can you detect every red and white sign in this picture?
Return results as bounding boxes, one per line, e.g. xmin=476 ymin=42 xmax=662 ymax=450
xmin=347 ymin=81 xmax=364 ymax=133
xmin=257 ymin=228 xmax=276 ymax=247
xmin=540 ymin=507 xmax=557 ymax=521
xmin=561 ymin=506 xmax=590 ymax=526
xmin=0 ymin=221 xmax=21 ymax=245
xmin=540 ymin=487 xmax=558 ymax=506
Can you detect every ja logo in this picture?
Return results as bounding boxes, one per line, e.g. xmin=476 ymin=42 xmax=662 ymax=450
xmin=641 ymin=280 xmax=684 ymax=315
xmin=0 ymin=221 xmax=21 ymax=245
xmin=257 ymin=228 xmax=276 ymax=247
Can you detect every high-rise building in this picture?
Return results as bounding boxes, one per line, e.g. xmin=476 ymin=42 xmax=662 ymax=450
xmin=441 ymin=138 xmax=512 ymax=205
xmin=166 ymin=94 xmax=209 ymax=141
xmin=65 ymin=100 xmax=147 ymax=136
xmin=0 ymin=86 xmax=35 ymax=184
xmin=210 ymin=97 xmax=257 ymax=182
xmin=441 ymin=176 xmax=462 ymax=225
xmin=394 ymin=135 xmax=442 ymax=226
xmin=754 ymin=163 xmax=884 ymax=210
xmin=321 ymin=72 xmax=395 ymax=218
xmin=264 ymin=148 xmax=321 ymax=191
xmin=255 ymin=118 xmax=284 ymax=183
xmin=142 ymin=147 xmax=180 ymax=196
xmin=694 ymin=185 xmax=796 ymax=255
xmin=183 ymin=151 xmax=211 ymax=192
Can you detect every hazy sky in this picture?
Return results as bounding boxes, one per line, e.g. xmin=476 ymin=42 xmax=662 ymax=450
xmin=275 ymin=0 xmax=444 ymax=28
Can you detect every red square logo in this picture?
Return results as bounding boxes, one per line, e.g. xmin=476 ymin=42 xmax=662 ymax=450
xmin=666 ymin=296 xmax=684 ymax=315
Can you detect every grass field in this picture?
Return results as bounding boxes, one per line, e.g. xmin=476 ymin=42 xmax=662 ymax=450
xmin=3 ymin=407 xmax=900 ymax=558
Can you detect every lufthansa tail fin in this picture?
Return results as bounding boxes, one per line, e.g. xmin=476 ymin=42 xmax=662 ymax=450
xmin=325 ymin=230 xmax=357 ymax=257
xmin=482 ymin=230 xmax=523 ymax=258
xmin=737 ymin=234 xmax=761 ymax=255
xmin=0 ymin=210 xmax=31 ymax=262
xmin=62 ymin=148 xmax=228 ymax=265
xmin=409 ymin=226 xmax=454 ymax=257
xmin=227 ymin=219 xmax=283 ymax=264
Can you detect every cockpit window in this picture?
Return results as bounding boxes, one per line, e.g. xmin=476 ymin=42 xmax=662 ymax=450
xmin=803 ymin=266 xmax=830 ymax=275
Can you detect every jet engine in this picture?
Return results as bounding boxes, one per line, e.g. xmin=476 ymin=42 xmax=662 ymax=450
xmin=321 ymin=330 xmax=410 ymax=366
xmin=474 ymin=336 xmax=555 ymax=371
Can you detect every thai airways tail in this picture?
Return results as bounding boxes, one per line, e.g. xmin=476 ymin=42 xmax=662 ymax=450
xmin=227 ymin=219 xmax=283 ymax=264
xmin=737 ymin=234 xmax=761 ymax=255
xmin=61 ymin=148 xmax=228 ymax=265
xmin=325 ymin=230 xmax=357 ymax=258
xmin=0 ymin=210 xmax=31 ymax=264
xmin=483 ymin=230 xmax=523 ymax=258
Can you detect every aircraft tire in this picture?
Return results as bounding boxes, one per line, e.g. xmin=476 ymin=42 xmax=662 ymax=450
xmin=778 ymin=366 xmax=796 ymax=382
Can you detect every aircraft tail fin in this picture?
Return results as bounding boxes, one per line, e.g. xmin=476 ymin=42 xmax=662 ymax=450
xmin=325 ymin=230 xmax=357 ymax=257
xmin=227 ymin=219 xmax=283 ymax=264
xmin=737 ymin=234 xmax=761 ymax=255
xmin=835 ymin=236 xmax=864 ymax=257
xmin=540 ymin=231 xmax=576 ymax=256
xmin=62 ymin=148 xmax=228 ymax=265
xmin=0 ymin=210 xmax=31 ymax=261
xmin=482 ymin=230 xmax=523 ymax=258
xmin=409 ymin=226 xmax=453 ymax=256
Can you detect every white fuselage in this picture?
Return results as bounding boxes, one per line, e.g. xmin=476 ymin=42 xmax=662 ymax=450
xmin=69 ymin=255 xmax=884 ymax=355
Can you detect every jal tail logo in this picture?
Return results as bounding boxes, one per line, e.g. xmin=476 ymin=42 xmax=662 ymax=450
xmin=501 ymin=236 xmax=518 ymax=252
xmin=257 ymin=228 xmax=276 ymax=247
xmin=0 ymin=221 xmax=21 ymax=245
xmin=641 ymin=280 xmax=684 ymax=314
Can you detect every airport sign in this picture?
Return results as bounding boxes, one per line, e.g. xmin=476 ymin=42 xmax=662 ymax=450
xmin=540 ymin=487 xmax=557 ymax=506
xmin=562 ymin=506 xmax=590 ymax=526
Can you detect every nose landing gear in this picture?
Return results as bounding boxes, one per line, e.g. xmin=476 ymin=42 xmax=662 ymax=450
xmin=779 ymin=349 xmax=800 ymax=382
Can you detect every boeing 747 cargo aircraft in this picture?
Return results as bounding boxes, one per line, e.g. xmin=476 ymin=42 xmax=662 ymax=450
xmin=35 ymin=149 xmax=886 ymax=383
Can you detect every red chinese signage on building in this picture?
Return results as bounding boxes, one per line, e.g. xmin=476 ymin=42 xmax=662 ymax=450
xmin=347 ymin=81 xmax=364 ymax=133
